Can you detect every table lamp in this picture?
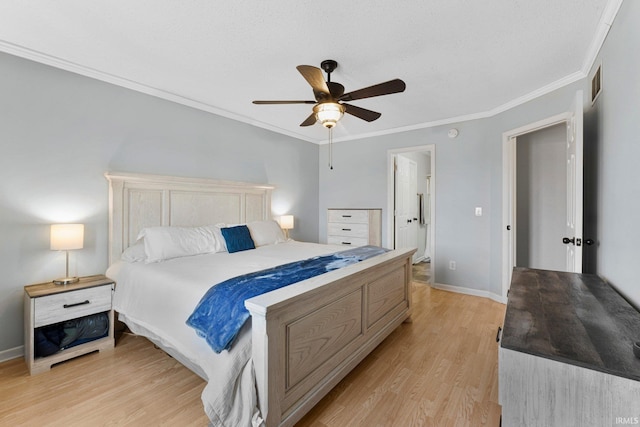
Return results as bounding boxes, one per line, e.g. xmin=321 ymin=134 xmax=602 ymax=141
xmin=279 ymin=215 xmax=294 ymax=240
xmin=50 ymin=224 xmax=84 ymax=285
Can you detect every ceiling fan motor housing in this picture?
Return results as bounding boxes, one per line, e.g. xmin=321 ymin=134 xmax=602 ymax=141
xmin=320 ymin=59 xmax=338 ymax=76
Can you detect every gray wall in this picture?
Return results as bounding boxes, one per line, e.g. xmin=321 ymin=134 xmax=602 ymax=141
xmin=586 ymin=0 xmax=640 ymax=308
xmin=319 ymin=81 xmax=588 ymax=298
xmin=516 ymin=123 xmax=567 ymax=270
xmin=0 ymin=52 xmax=319 ymax=354
xmin=318 ymin=0 xmax=639 ymax=305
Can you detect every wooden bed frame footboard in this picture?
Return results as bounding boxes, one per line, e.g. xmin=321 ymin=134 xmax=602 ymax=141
xmin=246 ymin=247 xmax=415 ymax=427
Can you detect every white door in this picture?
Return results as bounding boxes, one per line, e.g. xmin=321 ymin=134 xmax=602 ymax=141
xmin=408 ymin=159 xmax=419 ymax=262
xmin=395 ymin=155 xmax=409 ymax=250
xmin=564 ymin=91 xmax=584 ymax=273
xmin=395 ymin=155 xmax=419 ymax=262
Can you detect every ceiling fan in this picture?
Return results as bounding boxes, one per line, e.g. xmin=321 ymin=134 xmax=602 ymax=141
xmin=253 ymin=59 xmax=406 ymax=129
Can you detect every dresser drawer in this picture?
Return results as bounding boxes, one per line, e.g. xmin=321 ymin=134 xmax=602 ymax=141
xmin=328 ymin=223 xmax=369 ymax=238
xmin=34 ymin=285 xmax=112 ymax=328
xmin=328 ymin=209 xmax=370 ymax=224
xmin=328 ymin=236 xmax=369 ymax=247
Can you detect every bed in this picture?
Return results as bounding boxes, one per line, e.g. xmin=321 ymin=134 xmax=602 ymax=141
xmin=104 ymin=172 xmax=415 ymax=426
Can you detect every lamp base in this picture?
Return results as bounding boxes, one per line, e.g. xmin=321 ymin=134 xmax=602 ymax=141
xmin=53 ymin=276 xmax=80 ymax=285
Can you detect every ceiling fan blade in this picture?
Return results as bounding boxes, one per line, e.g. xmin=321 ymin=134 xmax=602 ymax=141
xmin=297 ymin=65 xmax=331 ymax=99
xmin=253 ymin=100 xmax=316 ymax=104
xmin=339 ymin=79 xmax=406 ymax=102
xmin=300 ymin=113 xmax=317 ymax=127
xmin=343 ymin=103 xmax=382 ymax=122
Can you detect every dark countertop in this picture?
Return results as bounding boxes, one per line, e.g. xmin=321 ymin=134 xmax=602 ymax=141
xmin=501 ymin=267 xmax=640 ymax=381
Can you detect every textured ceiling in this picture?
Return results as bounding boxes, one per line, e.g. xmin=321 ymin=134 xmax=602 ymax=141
xmin=0 ymin=1 xmax=619 ymax=143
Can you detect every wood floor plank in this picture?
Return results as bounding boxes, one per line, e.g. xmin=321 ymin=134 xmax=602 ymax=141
xmin=0 ymin=280 xmax=505 ymax=426
xmin=297 ymin=283 xmax=505 ymax=427
xmin=0 ymin=333 xmax=208 ymax=426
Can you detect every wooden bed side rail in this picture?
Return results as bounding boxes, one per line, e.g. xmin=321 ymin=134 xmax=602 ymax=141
xmin=245 ymin=248 xmax=416 ymax=427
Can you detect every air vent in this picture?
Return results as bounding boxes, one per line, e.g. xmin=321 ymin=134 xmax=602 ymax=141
xmin=591 ymin=64 xmax=602 ymax=104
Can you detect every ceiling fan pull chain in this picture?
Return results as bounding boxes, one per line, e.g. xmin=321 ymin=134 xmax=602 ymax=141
xmin=329 ymin=127 xmax=334 ymax=170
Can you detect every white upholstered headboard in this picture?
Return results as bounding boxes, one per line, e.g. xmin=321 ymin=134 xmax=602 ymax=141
xmin=105 ymin=172 xmax=274 ymax=264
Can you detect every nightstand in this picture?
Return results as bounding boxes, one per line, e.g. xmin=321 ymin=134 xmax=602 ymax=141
xmin=24 ymin=274 xmax=115 ymax=375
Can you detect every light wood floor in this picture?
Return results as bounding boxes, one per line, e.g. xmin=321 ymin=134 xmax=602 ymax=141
xmin=412 ymin=261 xmax=431 ymax=284
xmin=0 ymin=284 xmax=505 ymax=426
xmin=296 ymin=283 xmax=505 ymax=427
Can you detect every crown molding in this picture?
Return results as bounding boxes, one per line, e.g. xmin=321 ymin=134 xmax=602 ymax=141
xmin=0 ymin=1 xmax=621 ymax=146
xmin=581 ymin=0 xmax=623 ymax=75
xmin=0 ymin=40 xmax=318 ymax=143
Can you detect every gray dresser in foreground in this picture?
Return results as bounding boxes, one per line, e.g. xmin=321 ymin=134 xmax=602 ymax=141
xmin=499 ymin=267 xmax=640 ymax=426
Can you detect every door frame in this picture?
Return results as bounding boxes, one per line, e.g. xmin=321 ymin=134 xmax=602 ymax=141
xmin=387 ymin=144 xmax=436 ymax=282
xmin=501 ymin=112 xmax=570 ymax=299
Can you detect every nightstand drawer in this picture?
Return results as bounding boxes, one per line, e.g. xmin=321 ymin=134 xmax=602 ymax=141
xmin=34 ymin=285 xmax=112 ymax=328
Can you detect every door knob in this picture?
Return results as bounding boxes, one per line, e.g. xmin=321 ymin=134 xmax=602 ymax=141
xmin=585 ymin=238 xmax=595 ymax=246
xmin=407 ymin=219 xmax=412 ymax=223
xmin=562 ymin=237 xmax=575 ymax=245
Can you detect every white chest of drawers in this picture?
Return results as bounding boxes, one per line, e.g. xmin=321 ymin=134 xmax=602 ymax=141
xmin=327 ymin=209 xmax=382 ymax=247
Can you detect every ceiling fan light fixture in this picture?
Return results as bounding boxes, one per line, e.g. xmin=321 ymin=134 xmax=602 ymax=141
xmin=314 ymin=102 xmax=344 ymax=128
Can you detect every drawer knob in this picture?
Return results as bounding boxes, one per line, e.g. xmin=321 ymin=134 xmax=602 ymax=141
xmin=63 ymin=300 xmax=90 ymax=309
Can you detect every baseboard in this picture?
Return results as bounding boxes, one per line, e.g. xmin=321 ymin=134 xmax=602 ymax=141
xmin=431 ymin=282 xmax=507 ymax=304
xmin=0 ymin=345 xmax=24 ymax=363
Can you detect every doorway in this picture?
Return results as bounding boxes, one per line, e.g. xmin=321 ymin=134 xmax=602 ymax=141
xmin=387 ymin=145 xmax=435 ymax=284
xmin=515 ymin=123 xmax=567 ymax=271
xmin=502 ymin=91 xmax=584 ymax=298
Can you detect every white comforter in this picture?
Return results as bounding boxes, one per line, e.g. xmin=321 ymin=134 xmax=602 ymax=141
xmin=106 ymin=241 xmax=345 ymax=426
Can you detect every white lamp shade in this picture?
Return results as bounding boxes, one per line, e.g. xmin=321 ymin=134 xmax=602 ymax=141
xmin=50 ymin=224 xmax=84 ymax=251
xmin=279 ymin=215 xmax=294 ymax=230
xmin=314 ymin=102 xmax=344 ymax=128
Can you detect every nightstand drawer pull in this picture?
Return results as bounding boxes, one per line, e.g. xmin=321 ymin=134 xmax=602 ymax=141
xmin=63 ymin=300 xmax=90 ymax=309
xmin=342 ymin=228 xmax=352 ymax=231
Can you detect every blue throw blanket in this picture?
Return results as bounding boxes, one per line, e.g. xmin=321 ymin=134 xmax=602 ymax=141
xmin=186 ymin=245 xmax=387 ymax=353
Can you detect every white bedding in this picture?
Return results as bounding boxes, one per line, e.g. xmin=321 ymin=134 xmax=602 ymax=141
xmin=106 ymin=241 xmax=346 ymax=426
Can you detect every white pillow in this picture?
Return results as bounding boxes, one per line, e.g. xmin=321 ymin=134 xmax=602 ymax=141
xmin=247 ymin=220 xmax=286 ymax=247
xmin=211 ymin=223 xmax=227 ymax=253
xmin=138 ymin=225 xmax=219 ymax=263
xmin=121 ymin=241 xmax=146 ymax=263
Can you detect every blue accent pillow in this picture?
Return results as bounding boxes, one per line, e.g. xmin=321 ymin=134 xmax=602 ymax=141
xmin=221 ymin=225 xmax=255 ymax=253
